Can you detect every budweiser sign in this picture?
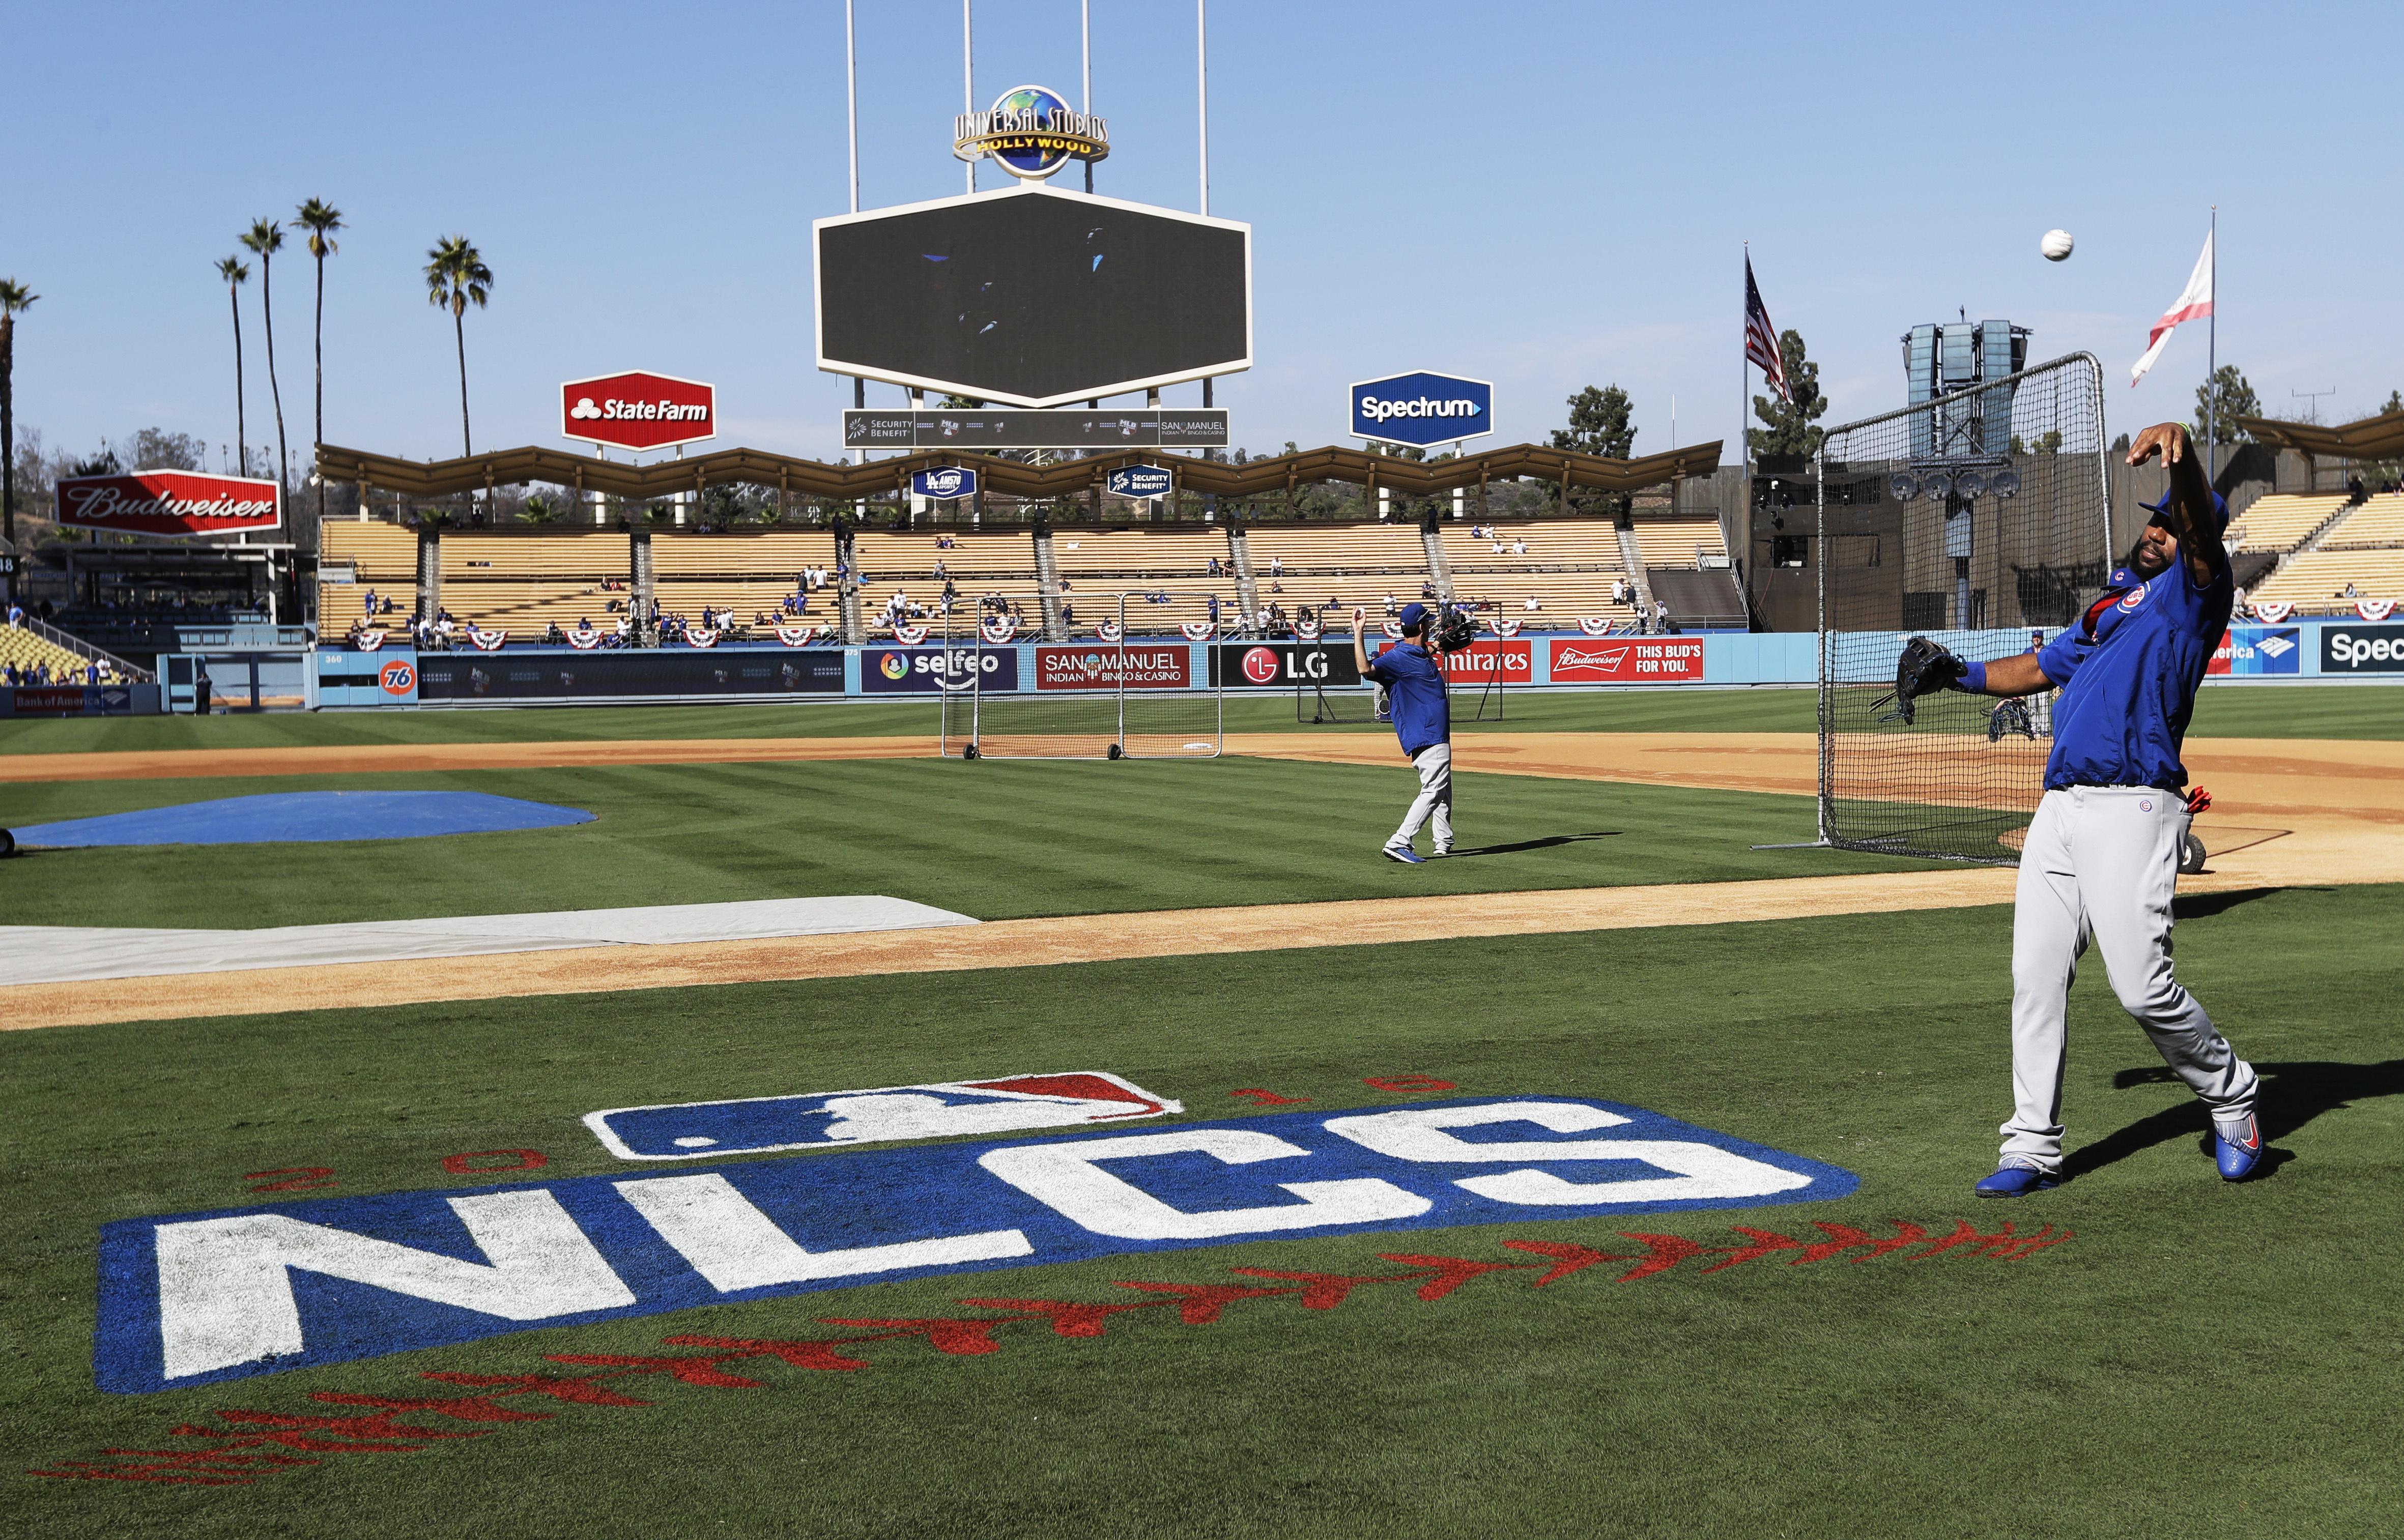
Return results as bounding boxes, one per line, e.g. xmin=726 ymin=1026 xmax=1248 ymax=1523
xmin=561 ymin=370 xmax=717 ymax=452
xmin=54 ymin=471 xmax=282 ymax=538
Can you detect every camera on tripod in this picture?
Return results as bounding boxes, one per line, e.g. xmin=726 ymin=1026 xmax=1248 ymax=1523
xmin=1425 ymin=606 xmax=1477 ymax=652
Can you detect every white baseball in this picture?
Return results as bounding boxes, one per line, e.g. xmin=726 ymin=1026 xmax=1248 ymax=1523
xmin=2041 ymin=228 xmax=2075 ymax=262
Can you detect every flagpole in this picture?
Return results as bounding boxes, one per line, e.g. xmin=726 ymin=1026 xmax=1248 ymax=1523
xmin=1740 ymin=243 xmax=1751 ymax=559
xmin=2205 ymin=206 xmax=2218 ymax=485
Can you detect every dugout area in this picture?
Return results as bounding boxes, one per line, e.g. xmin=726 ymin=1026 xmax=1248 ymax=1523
xmin=2 ymin=686 xmax=2400 ymax=1539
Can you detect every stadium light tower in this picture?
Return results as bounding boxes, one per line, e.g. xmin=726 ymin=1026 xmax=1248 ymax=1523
xmin=1900 ymin=317 xmax=2032 ymax=629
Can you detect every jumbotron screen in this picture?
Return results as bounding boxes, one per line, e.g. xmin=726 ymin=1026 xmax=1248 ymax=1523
xmin=816 ymin=188 xmax=1250 ymax=408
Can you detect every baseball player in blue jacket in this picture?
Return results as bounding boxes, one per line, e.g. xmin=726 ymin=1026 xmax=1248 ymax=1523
xmin=1353 ymin=603 xmax=1453 ymax=863
xmin=1906 ymin=421 xmax=2260 ymax=1193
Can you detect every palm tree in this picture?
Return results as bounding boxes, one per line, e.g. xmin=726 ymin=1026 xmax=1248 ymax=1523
xmin=239 ymin=218 xmax=289 ymax=493
xmin=423 ymin=236 xmax=493 ymax=456
xmin=1 ymin=277 xmax=36 ymax=594
xmin=295 ymin=199 xmax=344 ymax=518
xmin=215 ymin=257 xmax=250 ymax=478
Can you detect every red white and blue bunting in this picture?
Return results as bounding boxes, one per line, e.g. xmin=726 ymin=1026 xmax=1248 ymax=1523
xmin=1180 ymin=620 xmax=1216 ymax=642
xmin=981 ymin=616 xmax=1019 ymax=644
xmin=1381 ymin=620 xmax=1405 ymax=640
xmin=566 ymin=629 xmax=603 ymax=650
xmin=1490 ymin=616 xmax=1524 ymax=638
xmin=1093 ymin=619 xmax=1125 ymax=643
xmin=2358 ymin=598 xmax=2398 ymax=622
xmin=776 ymin=624 xmax=832 ymax=647
xmin=467 ymin=628 xmax=508 ymax=652
xmin=2250 ymin=601 xmax=2295 ymax=623
xmin=891 ymin=623 xmax=930 ymax=645
xmin=684 ymin=627 xmax=721 ymax=649
xmin=1293 ymin=616 xmax=1322 ymax=641
xmin=1577 ymin=616 xmax=1614 ymax=636
xmin=353 ymin=629 xmax=386 ymax=652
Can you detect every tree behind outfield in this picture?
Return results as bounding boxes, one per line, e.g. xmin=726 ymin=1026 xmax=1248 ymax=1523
xmin=2193 ymin=364 xmax=2260 ymax=446
xmin=1552 ymin=385 xmax=1636 ymax=460
xmin=1747 ymin=330 xmax=1825 ymax=459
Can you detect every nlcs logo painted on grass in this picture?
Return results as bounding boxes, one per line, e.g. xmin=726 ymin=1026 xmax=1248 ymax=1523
xmin=94 ymin=1098 xmax=1856 ymax=1392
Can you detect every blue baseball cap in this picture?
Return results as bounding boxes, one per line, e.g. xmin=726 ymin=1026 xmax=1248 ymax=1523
xmin=2142 ymin=487 xmax=2230 ymax=532
xmin=1397 ymin=602 xmax=1430 ymax=633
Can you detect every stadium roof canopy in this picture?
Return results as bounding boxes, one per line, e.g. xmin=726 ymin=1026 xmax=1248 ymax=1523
xmin=2233 ymin=409 xmax=2404 ymax=462
xmin=317 ymin=440 xmax=1725 ymax=505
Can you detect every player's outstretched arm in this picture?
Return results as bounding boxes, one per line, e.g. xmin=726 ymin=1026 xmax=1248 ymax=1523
xmin=1351 ymin=612 xmax=1374 ymax=679
xmin=2127 ymin=422 xmax=2229 ymax=584
xmin=1958 ymin=653 xmax=2055 ymax=698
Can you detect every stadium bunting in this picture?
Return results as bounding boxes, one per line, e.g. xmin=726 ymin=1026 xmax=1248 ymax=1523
xmin=1294 ymin=616 xmax=1323 ymax=640
xmin=467 ymin=628 xmax=507 ymax=652
xmin=1094 ymin=620 xmax=1125 ymax=643
xmin=1381 ymin=620 xmax=1404 ymax=639
xmin=684 ymin=628 xmax=721 ymax=649
xmin=353 ymin=630 xmax=386 ymax=651
xmin=2250 ymin=601 xmax=2295 ymax=624
xmin=1180 ymin=620 xmax=1216 ymax=642
xmin=566 ymin=629 xmax=604 ymax=650
xmin=891 ymin=624 xmax=929 ymax=645
xmin=2358 ymin=598 xmax=2398 ymax=622
xmin=776 ymin=624 xmax=832 ymax=647
xmin=1577 ymin=617 xmax=1613 ymax=636
xmin=1490 ymin=616 xmax=1524 ymax=638
xmin=981 ymin=617 xmax=1019 ymax=644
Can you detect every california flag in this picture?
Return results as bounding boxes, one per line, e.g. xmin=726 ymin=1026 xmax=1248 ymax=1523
xmin=2131 ymin=230 xmax=2214 ymax=386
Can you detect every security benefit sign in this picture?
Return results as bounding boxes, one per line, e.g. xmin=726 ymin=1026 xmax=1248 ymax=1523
xmin=95 ymin=1097 xmax=1856 ymax=1390
xmin=1212 ymin=642 xmax=1362 ymax=689
xmin=1036 ymin=643 xmax=1193 ymax=690
xmin=54 ymin=471 xmax=282 ymax=538
xmin=863 ymin=646 xmax=1018 ymax=693
xmin=1105 ymin=464 xmax=1175 ymax=500
xmin=2207 ymin=625 xmax=2301 ymax=676
xmin=1548 ymin=637 xmax=1706 ymax=683
xmin=2322 ymin=623 xmax=2404 ymax=674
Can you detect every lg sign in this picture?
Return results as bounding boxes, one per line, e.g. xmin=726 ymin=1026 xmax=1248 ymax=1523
xmin=561 ymin=371 xmax=716 ymax=452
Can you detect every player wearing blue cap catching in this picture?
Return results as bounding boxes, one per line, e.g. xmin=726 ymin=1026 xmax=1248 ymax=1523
xmin=1353 ymin=602 xmax=1452 ymax=863
xmin=1892 ymin=421 xmax=2260 ymax=1193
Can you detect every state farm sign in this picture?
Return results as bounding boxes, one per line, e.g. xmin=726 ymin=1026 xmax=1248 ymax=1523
xmin=561 ymin=370 xmax=717 ymax=452
xmin=1548 ymin=637 xmax=1705 ymax=683
xmin=54 ymin=471 xmax=282 ymax=538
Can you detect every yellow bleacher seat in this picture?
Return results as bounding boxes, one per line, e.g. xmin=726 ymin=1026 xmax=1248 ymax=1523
xmin=2322 ymin=495 xmax=2404 ymax=549
xmin=1 ymin=625 xmax=120 ymax=682
xmin=2227 ymin=493 xmax=2349 ymax=553
xmin=2250 ymin=548 xmax=2404 ymax=607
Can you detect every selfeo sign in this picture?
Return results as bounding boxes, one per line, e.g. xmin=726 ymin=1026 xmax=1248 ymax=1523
xmin=561 ymin=371 xmax=717 ymax=453
xmin=53 ymin=471 xmax=282 ymax=538
xmin=1351 ymin=370 xmax=1494 ymax=448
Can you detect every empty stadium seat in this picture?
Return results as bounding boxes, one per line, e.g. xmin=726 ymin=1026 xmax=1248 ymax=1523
xmin=2226 ymin=493 xmax=2349 ymax=554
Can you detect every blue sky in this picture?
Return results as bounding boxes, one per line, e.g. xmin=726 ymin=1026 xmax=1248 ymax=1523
xmin=7 ymin=0 xmax=2399 ymax=474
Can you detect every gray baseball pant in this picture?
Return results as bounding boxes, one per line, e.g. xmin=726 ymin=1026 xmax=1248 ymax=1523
xmin=1391 ymin=743 xmax=1453 ymax=851
xmin=2002 ymin=784 xmax=2256 ymax=1171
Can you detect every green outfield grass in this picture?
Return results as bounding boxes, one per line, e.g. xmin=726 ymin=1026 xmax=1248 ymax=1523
xmin=7 ymin=884 xmax=2399 ymax=1539
xmin=0 ymin=680 xmax=2390 ymax=756
xmin=0 ymin=758 xmax=1916 ymax=929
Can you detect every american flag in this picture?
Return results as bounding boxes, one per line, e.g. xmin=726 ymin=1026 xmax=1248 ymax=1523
xmin=1744 ymin=255 xmax=1791 ymax=404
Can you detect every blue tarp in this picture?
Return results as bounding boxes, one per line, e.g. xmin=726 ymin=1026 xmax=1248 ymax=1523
xmin=11 ymin=791 xmax=595 ymax=849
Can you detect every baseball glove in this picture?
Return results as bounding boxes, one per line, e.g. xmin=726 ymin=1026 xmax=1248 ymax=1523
xmin=1874 ymin=635 xmax=1968 ymax=725
xmin=1987 ymin=699 xmax=2036 ymax=742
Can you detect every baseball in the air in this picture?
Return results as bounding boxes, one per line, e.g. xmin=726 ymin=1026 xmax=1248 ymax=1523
xmin=2041 ymin=228 xmax=2075 ymax=261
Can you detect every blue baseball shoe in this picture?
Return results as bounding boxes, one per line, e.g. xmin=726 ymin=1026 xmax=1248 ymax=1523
xmin=1382 ymin=845 xmax=1426 ymax=864
xmin=1974 ymin=1159 xmax=2060 ymax=1198
xmin=2213 ymin=1113 xmax=2264 ymax=1181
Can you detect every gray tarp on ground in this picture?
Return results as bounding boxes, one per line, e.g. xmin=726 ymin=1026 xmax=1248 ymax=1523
xmin=0 ymin=897 xmax=978 ymax=987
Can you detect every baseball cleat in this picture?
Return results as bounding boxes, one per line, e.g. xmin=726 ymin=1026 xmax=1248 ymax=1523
xmin=1427 ymin=846 xmax=1453 ymax=858
xmin=2212 ymin=1113 xmax=2264 ymax=1181
xmin=1974 ymin=1160 xmax=2061 ymax=1198
xmin=1382 ymin=845 xmax=1426 ymax=864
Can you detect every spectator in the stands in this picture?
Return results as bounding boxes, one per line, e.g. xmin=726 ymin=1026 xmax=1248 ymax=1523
xmin=1268 ymin=556 xmax=1283 ymax=575
xmin=6 ymin=600 xmax=22 ymax=628
xmin=1207 ymin=555 xmax=1223 ymax=576
xmin=1524 ymin=595 xmax=1541 ymax=612
xmin=1384 ymin=593 xmax=1399 ymax=616
xmin=1513 ymin=537 xmax=1528 ymax=555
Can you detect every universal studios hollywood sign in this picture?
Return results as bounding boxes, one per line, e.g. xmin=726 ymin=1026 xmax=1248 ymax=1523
xmin=954 ymin=85 xmax=1108 ymax=181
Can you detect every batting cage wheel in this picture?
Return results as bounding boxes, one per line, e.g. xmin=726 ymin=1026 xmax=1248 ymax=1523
xmin=2181 ymin=833 xmax=2207 ymax=875
xmin=962 ymin=744 xmax=980 ymax=760
xmin=0 ymin=827 xmax=14 ymax=858
xmin=1107 ymin=743 xmax=1123 ymax=760
xmin=1810 ymin=352 xmax=2112 ymax=865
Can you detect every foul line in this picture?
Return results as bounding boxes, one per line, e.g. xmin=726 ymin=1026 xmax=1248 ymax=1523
xmin=2 ymin=867 xmax=2033 ymax=1030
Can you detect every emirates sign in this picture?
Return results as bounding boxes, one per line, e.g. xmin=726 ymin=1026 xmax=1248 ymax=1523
xmin=54 ymin=471 xmax=282 ymax=538
xmin=561 ymin=370 xmax=717 ymax=452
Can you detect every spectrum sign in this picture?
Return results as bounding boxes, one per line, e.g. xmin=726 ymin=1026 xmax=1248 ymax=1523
xmin=53 ymin=471 xmax=282 ymax=538
xmin=561 ymin=371 xmax=717 ymax=452
xmin=1350 ymin=370 xmax=1494 ymax=448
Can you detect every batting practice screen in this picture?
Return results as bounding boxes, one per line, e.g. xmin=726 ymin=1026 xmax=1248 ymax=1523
xmin=815 ymin=187 xmax=1251 ymax=407
xmin=1815 ymin=352 xmax=2112 ymax=863
xmin=940 ymin=596 xmax=1222 ymax=761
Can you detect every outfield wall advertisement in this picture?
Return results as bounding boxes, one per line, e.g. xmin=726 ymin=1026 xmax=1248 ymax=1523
xmin=305 ymin=621 xmax=2398 ymax=707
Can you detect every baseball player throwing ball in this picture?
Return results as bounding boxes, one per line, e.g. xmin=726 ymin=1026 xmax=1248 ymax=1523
xmin=1890 ymin=421 xmax=2260 ymax=1194
xmin=1353 ymin=603 xmax=1452 ymax=863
